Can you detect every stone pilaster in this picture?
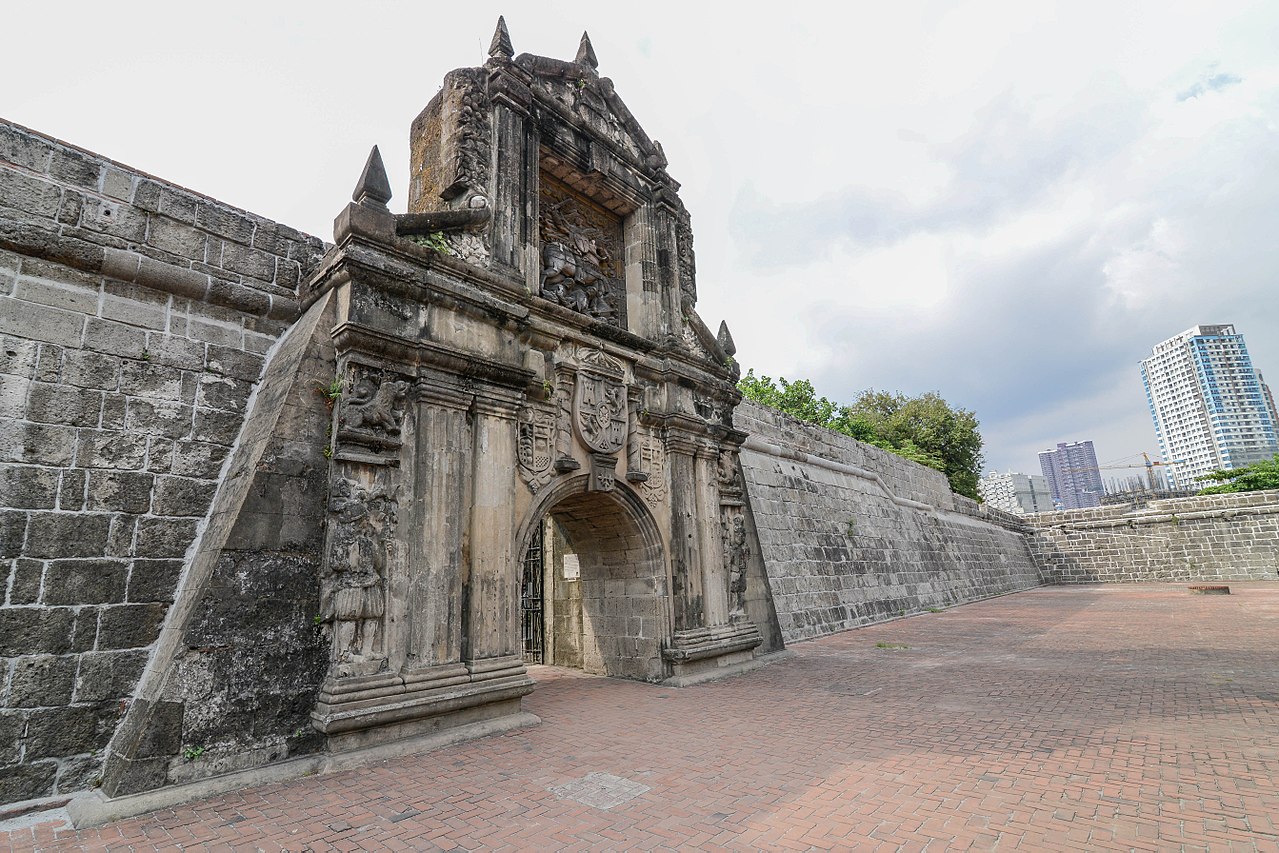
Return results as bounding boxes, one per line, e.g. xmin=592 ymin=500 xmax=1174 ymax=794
xmin=665 ymin=433 xmax=705 ymax=632
xmin=404 ymin=376 xmax=473 ymax=669
xmin=695 ymin=444 xmax=729 ymax=626
xmin=464 ymin=390 xmax=523 ymax=666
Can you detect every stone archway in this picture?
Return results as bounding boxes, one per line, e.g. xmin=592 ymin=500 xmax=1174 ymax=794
xmin=515 ymin=476 xmax=669 ymax=682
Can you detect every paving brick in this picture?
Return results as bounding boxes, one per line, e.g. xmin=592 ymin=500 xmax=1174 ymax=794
xmin=7 ymin=584 xmax=1278 ymax=849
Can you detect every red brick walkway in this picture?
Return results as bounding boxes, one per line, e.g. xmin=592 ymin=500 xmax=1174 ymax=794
xmin=6 ymin=583 xmax=1279 ymax=851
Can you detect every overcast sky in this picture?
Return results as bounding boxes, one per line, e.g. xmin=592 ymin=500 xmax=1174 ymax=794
xmin=7 ymin=1 xmax=1278 ymax=477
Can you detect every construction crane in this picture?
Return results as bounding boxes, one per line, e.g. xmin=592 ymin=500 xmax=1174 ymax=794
xmin=1066 ymin=454 xmax=1186 ymax=490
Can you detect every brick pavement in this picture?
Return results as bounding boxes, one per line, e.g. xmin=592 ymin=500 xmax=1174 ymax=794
xmin=5 ymin=583 xmax=1278 ymax=851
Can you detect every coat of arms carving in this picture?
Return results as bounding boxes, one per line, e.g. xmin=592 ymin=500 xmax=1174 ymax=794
xmin=517 ymin=407 xmax=556 ymax=492
xmin=574 ymin=351 xmax=628 ymax=456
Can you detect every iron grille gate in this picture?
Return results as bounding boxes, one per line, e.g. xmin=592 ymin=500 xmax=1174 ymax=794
xmin=521 ymin=529 xmax=545 ymax=664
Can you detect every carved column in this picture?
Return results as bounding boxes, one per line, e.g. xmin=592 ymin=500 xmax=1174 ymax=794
xmin=717 ymin=446 xmax=749 ymax=621
xmin=464 ymin=389 xmax=523 ymax=668
xmin=405 ymin=376 xmax=473 ymax=669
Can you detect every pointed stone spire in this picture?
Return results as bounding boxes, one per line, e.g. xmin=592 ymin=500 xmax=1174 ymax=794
xmin=489 ymin=15 xmax=513 ymax=60
xmin=717 ymin=320 xmax=737 ymax=357
xmin=575 ymin=31 xmax=598 ymax=69
xmin=352 ymin=146 xmax=392 ymax=210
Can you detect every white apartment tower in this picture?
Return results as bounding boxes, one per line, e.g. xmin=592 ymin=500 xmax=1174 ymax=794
xmin=1140 ymin=324 xmax=1278 ymax=489
xmin=979 ymin=471 xmax=1056 ymax=515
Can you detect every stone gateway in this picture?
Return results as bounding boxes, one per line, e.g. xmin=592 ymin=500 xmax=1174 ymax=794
xmin=2 ymin=19 xmax=1272 ymax=827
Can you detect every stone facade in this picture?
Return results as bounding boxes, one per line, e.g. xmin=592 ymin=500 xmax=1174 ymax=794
xmin=0 ymin=119 xmax=325 ymax=803
xmin=1027 ymin=490 xmax=1279 ymax=583
xmin=736 ymin=402 xmax=1042 ymax=643
xmin=2 ymin=20 xmax=1277 ymax=821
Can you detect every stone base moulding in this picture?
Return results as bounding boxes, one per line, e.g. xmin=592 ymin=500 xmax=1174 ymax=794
xmin=661 ymin=621 xmax=763 ymax=686
xmin=311 ymin=657 xmax=535 ymax=752
xmin=64 ymin=711 xmax=541 ymax=829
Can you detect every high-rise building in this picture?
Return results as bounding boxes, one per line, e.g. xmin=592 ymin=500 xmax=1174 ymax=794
xmin=1039 ymin=441 xmax=1103 ymax=509
xmin=979 ymin=471 xmax=1056 ymax=515
xmin=1140 ymin=325 xmax=1278 ymax=489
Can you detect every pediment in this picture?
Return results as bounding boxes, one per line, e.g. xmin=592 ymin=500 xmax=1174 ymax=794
xmin=515 ymin=52 xmax=668 ymax=178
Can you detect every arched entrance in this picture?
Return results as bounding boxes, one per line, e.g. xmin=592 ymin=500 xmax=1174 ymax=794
xmin=515 ymin=475 xmax=669 ymax=682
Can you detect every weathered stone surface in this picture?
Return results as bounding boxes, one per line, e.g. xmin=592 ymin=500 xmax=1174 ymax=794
xmin=170 ymin=441 xmax=229 ymax=478
xmin=124 ymin=398 xmax=194 ymax=439
xmin=0 ymin=712 xmax=21 ymax=764
xmin=23 ymin=703 xmax=118 ymax=759
xmin=0 ymin=762 xmax=56 ymax=802
xmin=7 ymin=558 xmax=44 ymax=604
xmin=0 ymin=607 xmax=75 ymax=656
xmin=42 ymin=559 xmax=130 ymax=605
xmin=23 ymin=512 xmax=111 ymax=559
xmin=86 ymin=470 xmax=155 ymax=513
xmin=75 ymin=650 xmax=150 ymax=702
xmin=97 ymin=603 xmax=167 ymax=649
xmin=6 ymin=654 xmax=78 ymax=708
xmin=0 ymin=421 xmax=77 ymax=466
xmin=152 ymin=475 xmax=216 ymax=517
xmin=134 ymin=517 xmax=198 ymax=558
xmin=76 ymin=429 xmax=147 ymax=469
xmin=0 ymin=464 xmax=59 ymax=508
xmin=126 ymin=559 xmax=183 ymax=603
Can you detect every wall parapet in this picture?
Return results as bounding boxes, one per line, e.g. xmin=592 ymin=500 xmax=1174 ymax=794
xmin=1 ymin=120 xmax=325 ymax=322
xmin=1026 ymin=489 xmax=1279 ymax=584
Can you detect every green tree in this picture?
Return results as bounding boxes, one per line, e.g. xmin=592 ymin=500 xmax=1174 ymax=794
xmin=737 ymin=370 xmax=985 ymax=500
xmin=1195 ymin=454 xmax=1279 ymax=495
xmin=845 ymin=390 xmax=984 ymax=499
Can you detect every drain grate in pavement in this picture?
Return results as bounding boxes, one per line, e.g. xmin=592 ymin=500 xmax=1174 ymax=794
xmin=548 ymin=772 xmax=651 ymax=810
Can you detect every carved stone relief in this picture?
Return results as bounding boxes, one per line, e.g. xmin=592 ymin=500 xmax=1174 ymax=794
xmin=444 ymin=69 xmax=491 ymax=201
xmin=538 ymin=173 xmax=625 ymax=327
xmin=575 ymin=368 xmax=627 ymax=456
xmin=676 ymin=207 xmax=696 ymax=308
xmin=722 ymin=507 xmax=749 ymax=618
xmin=337 ymin=366 xmax=412 ymax=463
xmin=517 ymin=406 xmax=556 ymax=493
xmin=718 ymin=448 xmax=748 ymax=618
xmin=322 ymin=477 xmax=399 ymax=677
xmin=637 ymin=436 xmax=667 ymax=506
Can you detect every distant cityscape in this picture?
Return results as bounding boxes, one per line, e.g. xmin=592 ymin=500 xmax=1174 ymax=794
xmin=982 ymin=323 xmax=1279 ymax=513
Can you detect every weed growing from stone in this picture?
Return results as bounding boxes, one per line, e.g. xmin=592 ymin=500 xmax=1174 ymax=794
xmin=875 ymin=642 xmax=910 ymax=650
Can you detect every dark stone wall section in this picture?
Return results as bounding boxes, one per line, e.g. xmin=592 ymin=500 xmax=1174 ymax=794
xmin=0 ymin=120 xmax=324 ymax=805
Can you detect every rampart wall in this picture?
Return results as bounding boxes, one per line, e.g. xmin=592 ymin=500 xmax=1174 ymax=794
xmin=1025 ymin=490 xmax=1279 ymax=583
xmin=0 ymin=120 xmax=324 ymax=803
xmin=734 ymin=401 xmax=1042 ymax=643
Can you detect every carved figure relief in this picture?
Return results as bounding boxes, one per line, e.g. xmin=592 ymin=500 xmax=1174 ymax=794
xmin=517 ymin=406 xmax=556 ymax=492
xmin=338 ymin=366 xmax=412 ymax=456
xmin=538 ymin=174 xmax=625 ymax=327
xmin=718 ymin=449 xmax=743 ymax=498
xmin=323 ymin=477 xmax=399 ymax=677
xmin=722 ymin=509 xmax=749 ymax=618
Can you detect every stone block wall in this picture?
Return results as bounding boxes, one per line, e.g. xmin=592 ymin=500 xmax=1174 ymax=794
xmin=1026 ymin=490 xmax=1279 ymax=583
xmin=0 ymin=120 xmax=324 ymax=803
xmin=735 ymin=401 xmax=1041 ymax=644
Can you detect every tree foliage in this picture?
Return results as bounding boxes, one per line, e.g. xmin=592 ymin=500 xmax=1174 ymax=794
xmin=1195 ymin=454 xmax=1279 ymax=495
xmin=737 ymin=369 xmax=985 ymax=499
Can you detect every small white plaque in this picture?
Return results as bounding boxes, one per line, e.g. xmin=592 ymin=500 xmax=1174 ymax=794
xmin=562 ymin=554 xmax=581 ymax=580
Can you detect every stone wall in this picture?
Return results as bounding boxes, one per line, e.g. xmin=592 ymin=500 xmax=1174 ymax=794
xmin=0 ymin=120 xmax=323 ymax=804
xmin=1026 ymin=490 xmax=1279 ymax=583
xmin=735 ymin=401 xmax=1042 ymax=644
